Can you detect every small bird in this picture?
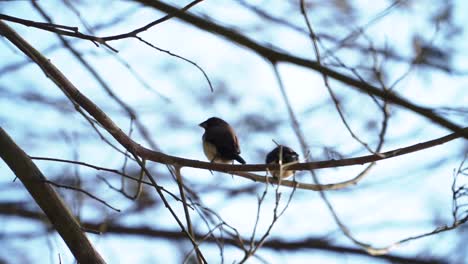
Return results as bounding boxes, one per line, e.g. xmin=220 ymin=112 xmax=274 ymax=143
xmin=199 ymin=117 xmax=246 ymax=164
xmin=265 ymin=145 xmax=299 ymax=179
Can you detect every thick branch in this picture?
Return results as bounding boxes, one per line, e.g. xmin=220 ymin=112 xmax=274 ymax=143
xmin=0 ymin=128 xmax=106 ymax=264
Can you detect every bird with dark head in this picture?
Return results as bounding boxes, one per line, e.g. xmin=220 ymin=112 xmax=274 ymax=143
xmin=199 ymin=117 xmax=246 ymax=164
xmin=266 ymin=145 xmax=299 ymax=179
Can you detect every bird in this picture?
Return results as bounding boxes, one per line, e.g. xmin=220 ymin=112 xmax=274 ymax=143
xmin=199 ymin=117 xmax=246 ymax=164
xmin=265 ymin=145 xmax=299 ymax=179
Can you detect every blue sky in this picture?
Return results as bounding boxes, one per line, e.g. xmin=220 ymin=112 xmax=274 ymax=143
xmin=1 ymin=1 xmax=467 ymax=263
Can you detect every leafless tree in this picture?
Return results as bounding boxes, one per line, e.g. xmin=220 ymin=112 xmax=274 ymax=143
xmin=0 ymin=1 xmax=467 ymax=263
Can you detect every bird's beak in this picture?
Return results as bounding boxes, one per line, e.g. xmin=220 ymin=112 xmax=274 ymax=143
xmin=199 ymin=122 xmax=206 ymax=128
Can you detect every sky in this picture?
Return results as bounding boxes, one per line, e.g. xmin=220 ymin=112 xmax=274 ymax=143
xmin=0 ymin=0 xmax=467 ymax=263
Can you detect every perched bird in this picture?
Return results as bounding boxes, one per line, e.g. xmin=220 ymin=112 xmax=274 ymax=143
xmin=199 ymin=117 xmax=246 ymax=164
xmin=265 ymin=145 xmax=299 ymax=179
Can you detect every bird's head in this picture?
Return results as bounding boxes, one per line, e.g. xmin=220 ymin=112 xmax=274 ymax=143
xmin=266 ymin=145 xmax=299 ymax=164
xmin=199 ymin=117 xmax=228 ymax=129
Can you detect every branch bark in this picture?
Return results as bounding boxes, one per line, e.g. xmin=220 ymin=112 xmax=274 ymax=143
xmin=0 ymin=128 xmax=106 ymax=264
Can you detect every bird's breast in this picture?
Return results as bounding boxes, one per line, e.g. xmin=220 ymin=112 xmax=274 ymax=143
xmin=202 ymin=140 xmax=217 ymax=161
xmin=268 ymin=161 xmax=295 ymax=179
xmin=202 ymin=140 xmax=233 ymax=163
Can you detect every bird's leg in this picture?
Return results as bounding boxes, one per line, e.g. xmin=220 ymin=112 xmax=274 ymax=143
xmin=230 ymin=160 xmax=235 ymax=179
xmin=208 ymin=157 xmax=216 ymax=175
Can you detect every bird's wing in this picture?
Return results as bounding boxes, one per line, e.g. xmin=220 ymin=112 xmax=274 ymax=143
xmin=204 ymin=126 xmax=240 ymax=158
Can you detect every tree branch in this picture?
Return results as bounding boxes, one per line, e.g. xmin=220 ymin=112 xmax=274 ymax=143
xmin=0 ymin=202 xmax=449 ymax=264
xmin=0 ymin=20 xmax=465 ymax=185
xmin=133 ymin=0 xmax=467 ymax=139
xmin=0 ymin=128 xmax=106 ymax=264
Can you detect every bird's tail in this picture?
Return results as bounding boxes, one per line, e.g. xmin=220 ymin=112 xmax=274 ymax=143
xmin=235 ymin=155 xmax=246 ymax=164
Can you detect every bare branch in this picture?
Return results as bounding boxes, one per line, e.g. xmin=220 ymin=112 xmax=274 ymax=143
xmin=134 ymin=0 xmax=467 ymax=138
xmin=0 ymin=18 xmax=465 ymax=184
xmin=175 ymin=166 xmax=205 ymax=263
xmin=0 ymin=202 xmax=450 ymax=264
xmin=0 ymin=128 xmax=106 ymax=264
xmin=44 ymin=179 xmax=120 ymax=212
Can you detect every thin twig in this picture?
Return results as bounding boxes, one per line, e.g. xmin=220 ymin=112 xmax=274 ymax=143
xmin=240 ymin=180 xmax=297 ymax=263
xmin=129 ymin=152 xmax=208 ymax=264
xmin=135 ymin=36 xmax=214 ymax=92
xmin=30 ymin=156 xmax=187 ymax=206
xmin=175 ymin=166 xmax=205 ymax=264
xmin=44 ymin=180 xmax=120 ymax=212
